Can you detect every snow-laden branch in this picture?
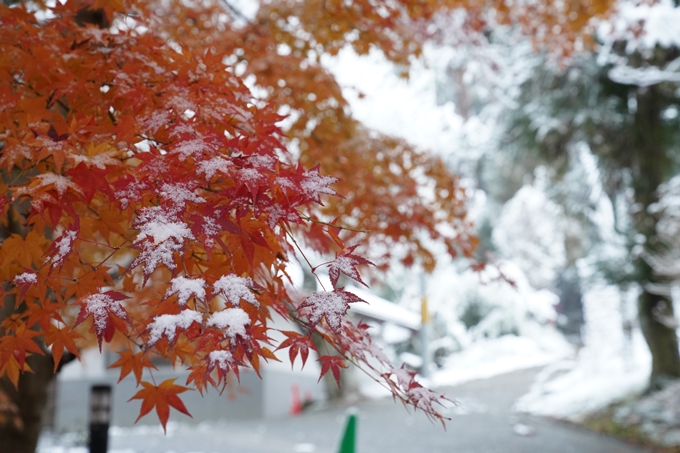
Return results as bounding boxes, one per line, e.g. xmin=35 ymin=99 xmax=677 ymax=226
xmin=608 ymin=56 xmax=680 ymax=87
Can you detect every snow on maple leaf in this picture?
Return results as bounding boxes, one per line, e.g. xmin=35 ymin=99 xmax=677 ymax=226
xmin=338 ymin=321 xmax=391 ymax=366
xmin=0 ymin=142 xmax=31 ymax=169
xmin=300 ymin=167 xmax=338 ymax=204
xmin=212 ymin=274 xmax=259 ymax=307
xmin=138 ymin=243 xmax=186 ymax=282
xmin=171 ymin=138 xmax=215 ymax=161
xmin=130 ymin=205 xmax=196 ymax=279
xmin=159 ymin=182 xmax=205 ymax=206
xmin=128 ymin=51 xmax=167 ymax=76
xmin=137 ymin=154 xmax=170 ymax=177
xmin=73 ymin=291 xmax=131 ymax=351
xmin=197 ymin=156 xmax=233 ymax=179
xmin=393 ymin=366 xmax=416 ymax=389
xmin=385 ymin=365 xmax=450 ymax=420
xmin=113 ymin=177 xmax=149 ymax=210
xmin=327 ymin=247 xmax=373 ymax=288
xmin=145 ymin=309 xmax=203 ymax=348
xmin=16 ymin=173 xmax=82 ymax=197
xmin=273 ymin=176 xmax=297 ymax=192
xmin=164 ymin=276 xmax=207 ymax=306
xmin=69 ymin=152 xmax=120 ymax=170
xmin=13 ymin=271 xmax=38 ymax=301
xmin=207 ymin=350 xmax=234 ymax=370
xmin=206 ymin=349 xmax=244 ymax=383
xmin=35 ymin=135 xmax=70 ymax=159
xmin=168 ymin=123 xmax=198 ymax=140
xmin=206 ymin=307 xmax=250 ymax=339
xmin=193 ymin=216 xmax=219 ymax=250
xmin=142 ymin=111 xmax=172 ymax=134
xmin=238 ymin=168 xmax=268 ymax=189
xmin=407 ymin=386 xmax=442 ymax=413
xmin=298 ymin=289 xmax=366 ymax=333
xmin=265 ymin=204 xmax=302 ymax=229
xmin=188 ymin=206 xmax=241 ymax=252
xmin=27 ymin=192 xmax=56 ymax=214
xmin=166 ymin=88 xmax=195 ymax=113
xmin=80 ymin=26 xmax=110 ymax=44
xmin=365 ymin=339 xmax=392 ymax=365
xmin=201 ymin=99 xmax=253 ymax=125
xmin=134 ymin=206 xmax=194 ymax=244
xmin=248 ymin=154 xmax=276 ymax=170
xmin=13 ymin=272 xmax=37 ymax=285
xmin=45 ymin=229 xmax=78 ymax=270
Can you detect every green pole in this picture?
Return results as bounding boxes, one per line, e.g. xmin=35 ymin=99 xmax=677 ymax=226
xmin=337 ymin=409 xmax=358 ymax=453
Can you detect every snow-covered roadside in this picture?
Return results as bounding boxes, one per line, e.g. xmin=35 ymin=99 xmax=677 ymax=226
xmin=431 ymin=332 xmax=572 ymax=389
xmin=515 ymin=285 xmax=651 ymax=421
xmin=357 ymin=332 xmax=572 ymax=399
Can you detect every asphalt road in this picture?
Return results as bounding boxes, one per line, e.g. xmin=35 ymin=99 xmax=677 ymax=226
xmin=103 ymin=367 xmax=651 ymax=453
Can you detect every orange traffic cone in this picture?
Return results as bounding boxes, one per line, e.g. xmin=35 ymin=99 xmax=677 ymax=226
xmin=290 ymin=383 xmax=302 ymax=415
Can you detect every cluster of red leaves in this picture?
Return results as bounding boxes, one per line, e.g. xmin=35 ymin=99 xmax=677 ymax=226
xmin=0 ymin=1 xmax=452 ymax=430
xmin=145 ymin=0 xmax=477 ymax=271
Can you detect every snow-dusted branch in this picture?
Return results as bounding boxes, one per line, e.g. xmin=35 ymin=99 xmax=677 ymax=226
xmin=608 ymin=57 xmax=680 ymax=87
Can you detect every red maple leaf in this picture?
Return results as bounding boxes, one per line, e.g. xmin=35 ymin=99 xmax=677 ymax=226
xmin=317 ymin=355 xmax=347 ymax=388
xmin=66 ymin=162 xmax=111 ymax=203
xmin=276 ymin=330 xmax=317 ymax=369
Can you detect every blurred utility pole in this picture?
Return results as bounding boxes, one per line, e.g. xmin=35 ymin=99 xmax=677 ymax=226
xmin=89 ymin=385 xmax=112 ymax=453
xmin=419 ymin=272 xmax=431 ymax=378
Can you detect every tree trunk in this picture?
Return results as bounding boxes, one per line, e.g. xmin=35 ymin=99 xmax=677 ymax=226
xmin=632 ymin=84 xmax=680 ymax=388
xmin=0 ymin=172 xmax=58 ymax=453
xmin=636 ymin=260 xmax=680 ymax=389
xmin=0 ymin=354 xmax=55 ymax=453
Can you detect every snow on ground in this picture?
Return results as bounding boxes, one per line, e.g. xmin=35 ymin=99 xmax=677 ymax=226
xmin=431 ymin=333 xmax=571 ymax=388
xmin=515 ymin=284 xmax=651 ymax=421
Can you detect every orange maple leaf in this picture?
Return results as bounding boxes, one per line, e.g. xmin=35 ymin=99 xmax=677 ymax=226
xmin=0 ymin=354 xmax=33 ymax=388
xmin=109 ymin=350 xmax=156 ymax=384
xmin=0 ymin=324 xmax=43 ymax=388
xmin=0 ymin=231 xmax=48 ymax=269
xmin=129 ymin=379 xmax=192 ymax=431
xmin=43 ymin=325 xmax=81 ymax=373
xmin=0 ymin=324 xmax=44 ymax=369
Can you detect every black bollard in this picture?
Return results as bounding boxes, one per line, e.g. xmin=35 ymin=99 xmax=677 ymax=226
xmin=88 ymin=385 xmax=112 ymax=453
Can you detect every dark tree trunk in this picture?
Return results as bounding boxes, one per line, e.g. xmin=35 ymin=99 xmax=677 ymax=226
xmin=0 ymin=171 xmax=58 ymax=453
xmin=632 ymin=84 xmax=680 ymax=388
xmin=0 ymin=354 xmax=55 ymax=453
xmin=636 ymin=259 xmax=680 ymax=389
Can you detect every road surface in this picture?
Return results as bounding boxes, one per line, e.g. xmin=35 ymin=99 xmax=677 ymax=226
xmin=45 ymin=367 xmax=652 ymax=453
